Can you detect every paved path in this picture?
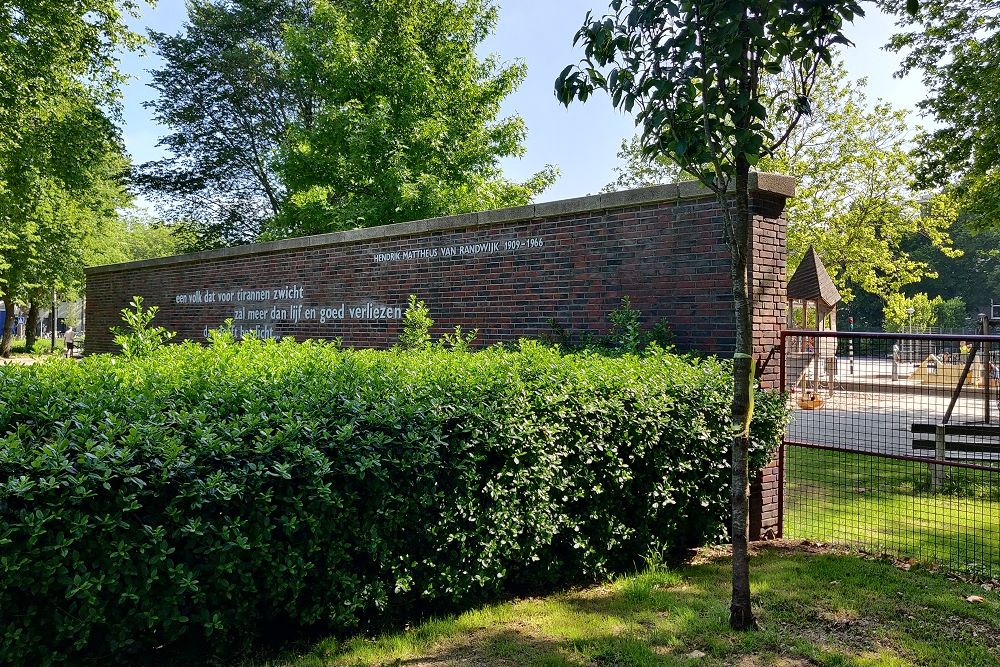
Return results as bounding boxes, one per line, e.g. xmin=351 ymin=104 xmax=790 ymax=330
xmin=0 ymin=355 xmax=41 ymax=366
xmin=787 ymin=356 xmax=1000 ymax=462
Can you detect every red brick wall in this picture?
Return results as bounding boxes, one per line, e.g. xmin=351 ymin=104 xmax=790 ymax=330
xmin=748 ymin=191 xmax=787 ymax=540
xmin=86 ymin=180 xmax=791 ymax=539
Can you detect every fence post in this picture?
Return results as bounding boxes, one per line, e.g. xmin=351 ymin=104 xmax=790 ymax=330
xmin=933 ymin=424 xmax=946 ymax=488
xmin=982 ymin=315 xmax=992 ymax=424
xmin=778 ymin=333 xmax=785 ymax=539
xmin=777 ymin=441 xmax=785 ymax=538
xmin=848 ymin=317 xmax=854 ymax=375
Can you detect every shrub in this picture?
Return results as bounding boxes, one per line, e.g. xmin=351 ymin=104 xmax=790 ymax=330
xmin=545 ymin=297 xmax=674 ymax=353
xmin=439 ymin=325 xmax=478 ymax=351
xmin=110 ymin=296 xmax=176 ymax=357
xmin=0 ymin=339 xmax=786 ymax=665
xmin=399 ymin=294 xmax=433 ymax=349
xmin=608 ymin=296 xmax=642 ymax=353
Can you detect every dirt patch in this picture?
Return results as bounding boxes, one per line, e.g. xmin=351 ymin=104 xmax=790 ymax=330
xmin=398 ymin=625 xmax=568 ymax=667
xmin=690 ymin=539 xmax=855 ymax=566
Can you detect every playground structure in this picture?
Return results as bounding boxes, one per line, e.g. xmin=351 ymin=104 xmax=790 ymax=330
xmin=910 ymin=353 xmax=986 ymax=387
xmin=908 ymin=305 xmax=1000 ymax=390
xmin=781 ymin=254 xmax=1000 ymax=481
xmin=920 ymin=313 xmax=999 ymax=425
xmin=784 ymin=247 xmax=841 ymax=407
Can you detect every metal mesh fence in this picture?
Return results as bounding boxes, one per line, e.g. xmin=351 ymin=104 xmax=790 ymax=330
xmin=781 ymin=331 xmax=1000 ymax=577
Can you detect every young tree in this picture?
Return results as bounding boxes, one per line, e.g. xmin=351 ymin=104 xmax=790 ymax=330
xmin=556 ymin=0 xmax=863 ymax=629
xmin=934 ymin=296 xmax=968 ymax=331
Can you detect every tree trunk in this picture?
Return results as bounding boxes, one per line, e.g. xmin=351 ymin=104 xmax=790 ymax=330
xmin=0 ymin=297 xmax=15 ymax=358
xmin=25 ymin=301 xmax=39 ymax=351
xmin=728 ymin=157 xmax=756 ymax=631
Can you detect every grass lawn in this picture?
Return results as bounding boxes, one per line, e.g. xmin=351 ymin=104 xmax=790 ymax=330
xmin=783 ymin=445 xmax=1000 ymax=578
xmin=256 ymin=544 xmax=999 ymax=667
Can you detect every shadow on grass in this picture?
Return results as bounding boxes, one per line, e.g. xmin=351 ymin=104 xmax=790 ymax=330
xmin=262 ymin=545 xmax=1000 ymax=667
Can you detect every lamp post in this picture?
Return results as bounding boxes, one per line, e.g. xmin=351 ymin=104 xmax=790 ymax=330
xmin=848 ymin=316 xmax=854 ymax=375
xmin=51 ymin=288 xmax=57 ymax=353
xmin=906 ymin=306 xmax=915 ymax=364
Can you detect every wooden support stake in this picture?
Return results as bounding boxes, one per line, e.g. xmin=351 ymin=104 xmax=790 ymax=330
xmin=933 ymin=424 xmax=946 ymax=488
xmin=943 ymin=341 xmax=979 ymax=425
xmin=983 ymin=316 xmax=991 ymax=424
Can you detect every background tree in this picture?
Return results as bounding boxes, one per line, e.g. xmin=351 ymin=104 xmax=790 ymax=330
xmin=556 ymin=0 xmax=864 ymax=629
xmin=883 ymin=292 xmax=939 ymax=333
xmin=879 ymin=1 xmax=1000 ymax=231
xmin=606 ymin=59 xmax=959 ymax=302
xmin=89 ymin=213 xmax=189 ymax=267
xmin=907 ymin=217 xmax=1000 ymax=317
xmin=0 ymin=89 xmax=132 ymax=356
xmin=269 ymin=0 xmax=555 ymax=238
xmin=139 ymin=0 xmax=310 ymax=247
xmin=142 ymin=0 xmax=556 ymax=246
xmin=602 ymin=135 xmax=683 ymax=192
xmin=765 ymin=60 xmax=958 ymax=302
xmin=933 ymin=296 xmax=968 ymax=330
xmin=0 ymin=0 xmax=143 ymax=355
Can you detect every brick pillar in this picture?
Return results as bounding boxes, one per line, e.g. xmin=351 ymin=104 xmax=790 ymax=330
xmin=748 ymin=184 xmax=789 ymax=540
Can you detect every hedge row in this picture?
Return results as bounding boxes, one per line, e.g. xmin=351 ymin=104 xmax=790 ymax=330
xmin=0 ymin=338 xmax=785 ymax=664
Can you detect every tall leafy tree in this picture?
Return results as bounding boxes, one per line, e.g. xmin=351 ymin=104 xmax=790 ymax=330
xmin=142 ymin=0 xmax=555 ymax=245
xmin=140 ymin=0 xmax=311 ymax=247
xmin=269 ymin=0 xmax=555 ymax=237
xmin=604 ymin=60 xmax=959 ymax=302
xmin=556 ymin=0 xmax=863 ymax=629
xmin=0 ymin=0 xmax=141 ymax=355
xmin=0 ymin=88 xmax=132 ymax=356
xmin=879 ymin=1 xmax=1000 ymax=230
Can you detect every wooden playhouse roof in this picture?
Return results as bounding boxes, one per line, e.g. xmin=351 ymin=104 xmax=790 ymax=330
xmin=787 ymin=246 xmax=841 ymax=307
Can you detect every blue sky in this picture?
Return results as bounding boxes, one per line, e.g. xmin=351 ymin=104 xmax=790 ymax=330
xmin=119 ymin=1 xmax=925 ymax=206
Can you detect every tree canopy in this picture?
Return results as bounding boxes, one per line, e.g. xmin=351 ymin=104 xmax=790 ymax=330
xmin=761 ymin=60 xmax=958 ymax=302
xmin=556 ymin=0 xmax=864 ymax=630
xmin=880 ymin=0 xmax=1000 ymax=231
xmin=141 ymin=0 xmax=556 ymax=246
xmin=0 ymin=0 xmax=142 ymax=126
xmin=139 ymin=0 xmax=308 ymax=247
xmin=604 ymin=59 xmax=959 ymax=303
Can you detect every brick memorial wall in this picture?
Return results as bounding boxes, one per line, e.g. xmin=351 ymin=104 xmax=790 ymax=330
xmin=86 ymin=174 xmax=793 ymax=539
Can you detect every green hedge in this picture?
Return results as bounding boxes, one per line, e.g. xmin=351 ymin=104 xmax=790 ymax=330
xmin=0 ymin=338 xmax=785 ymax=665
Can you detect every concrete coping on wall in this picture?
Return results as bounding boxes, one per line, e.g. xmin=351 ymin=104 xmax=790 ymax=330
xmin=87 ymin=172 xmax=794 ymax=275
